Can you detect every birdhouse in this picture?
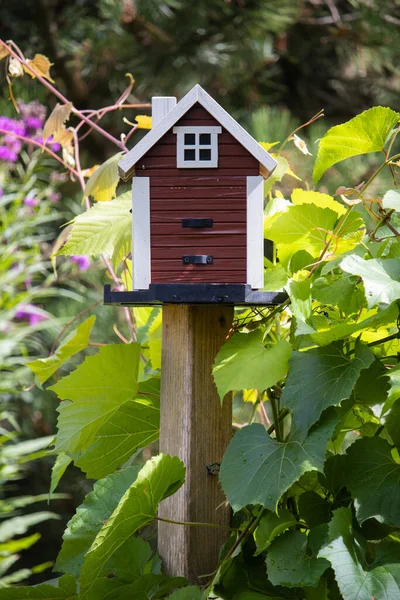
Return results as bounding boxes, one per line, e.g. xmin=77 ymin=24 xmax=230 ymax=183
xmin=104 ymin=84 xmax=286 ymax=305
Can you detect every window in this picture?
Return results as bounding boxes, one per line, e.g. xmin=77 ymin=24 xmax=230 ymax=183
xmin=173 ymin=126 xmax=222 ymax=168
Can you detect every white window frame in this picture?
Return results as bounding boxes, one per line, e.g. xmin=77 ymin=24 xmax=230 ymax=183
xmin=173 ymin=126 xmax=221 ymax=168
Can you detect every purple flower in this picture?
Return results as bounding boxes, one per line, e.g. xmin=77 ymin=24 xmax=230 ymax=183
xmin=14 ymin=304 xmax=48 ymax=326
xmin=71 ymin=256 xmax=91 ymax=271
xmin=0 ymin=145 xmax=18 ymax=162
xmin=24 ymin=196 xmax=38 ymax=207
xmin=0 ymin=116 xmax=25 ymax=136
xmin=25 ymin=116 xmax=43 ymax=131
xmin=4 ymin=134 xmax=22 ymax=154
xmin=49 ymin=191 xmax=61 ymax=203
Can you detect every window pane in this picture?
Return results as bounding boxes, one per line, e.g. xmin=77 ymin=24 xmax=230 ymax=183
xmin=199 ymin=133 xmax=211 ymax=145
xmin=199 ymin=148 xmax=211 ymax=161
xmin=184 ymin=133 xmax=196 ymax=145
xmin=184 ymin=149 xmax=196 ymax=161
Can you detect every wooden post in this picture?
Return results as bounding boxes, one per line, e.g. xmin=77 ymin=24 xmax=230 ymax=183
xmin=158 ymin=304 xmax=233 ymax=584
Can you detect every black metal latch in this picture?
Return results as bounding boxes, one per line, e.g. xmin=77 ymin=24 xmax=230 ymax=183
xmin=182 ymin=255 xmax=213 ymax=265
xmin=182 ymin=218 xmax=213 ymax=228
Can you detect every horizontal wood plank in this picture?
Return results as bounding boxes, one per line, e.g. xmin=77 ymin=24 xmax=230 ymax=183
xmin=151 ymin=235 xmax=246 ymax=247
xmin=152 ymin=258 xmax=245 ymax=270
xmin=138 ymin=167 xmax=257 ymax=177
xmin=143 ymin=142 xmax=251 ymax=158
xmin=151 ymin=187 xmax=246 ymax=200
xmin=152 ymin=246 xmax=246 ymax=259
xmin=138 ymin=156 xmax=258 ymax=170
xmin=150 ymin=176 xmax=247 ymax=187
xmin=150 ymin=210 xmax=246 ymax=224
xmin=152 ymin=271 xmax=246 ymax=283
xmin=151 ymin=223 xmax=246 ymax=235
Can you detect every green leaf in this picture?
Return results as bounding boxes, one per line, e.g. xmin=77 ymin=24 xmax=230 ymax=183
xmin=168 ymin=587 xmax=202 ymax=599
xmin=0 ymin=533 xmax=40 ymax=554
xmin=57 ymin=193 xmax=131 ymax=262
xmin=264 ymin=154 xmax=300 ymax=194
xmin=148 ymin=312 xmax=162 ymax=370
xmin=27 ymin=316 xmax=95 ymax=384
xmin=312 ymin=274 xmax=361 ymax=314
xmin=0 ymin=512 xmax=59 ymax=542
xmin=212 ymin=332 xmax=292 ymax=401
xmin=264 ymin=204 xmax=337 ymax=268
xmin=105 ymin=537 xmax=151 ymax=583
xmin=85 ymin=152 xmax=124 ymax=202
xmin=0 ymin=575 xmax=77 ymax=599
xmin=49 ymin=452 xmax=72 ymax=498
xmin=287 ymin=276 xmax=312 ymax=323
xmin=313 ymin=106 xmax=400 ymax=184
xmin=319 ymin=507 xmax=400 ymax=600
xmin=281 ymin=340 xmax=374 ymax=440
xmin=291 ymin=188 xmax=346 ymax=216
xmin=341 ymin=254 xmax=400 ymax=308
xmin=74 ymin=378 xmax=160 ymax=479
xmin=79 ymin=454 xmax=185 ymax=596
xmin=55 ymin=466 xmax=140 ymax=577
xmin=383 ymin=363 xmax=400 ymax=413
xmin=385 ymin=400 xmax=400 ymax=447
xmin=219 ymin=409 xmax=338 ymax=512
xmin=297 ymin=491 xmax=331 ymax=528
xmin=263 ymin=264 xmax=288 ymax=291
xmin=254 ymin=508 xmax=296 ymax=555
xmin=341 ymin=437 xmax=400 ymax=528
xmin=51 ymin=343 xmax=140 ymax=455
xmin=266 ymin=530 xmax=329 ymax=587
xmin=382 ymin=190 xmax=400 ymax=212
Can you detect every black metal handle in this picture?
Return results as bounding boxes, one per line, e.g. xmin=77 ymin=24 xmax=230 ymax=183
xmin=182 ymin=255 xmax=214 ymax=265
xmin=182 ymin=218 xmax=213 ymax=228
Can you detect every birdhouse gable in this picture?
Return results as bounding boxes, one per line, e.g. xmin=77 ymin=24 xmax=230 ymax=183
xmin=118 ymin=84 xmax=277 ymax=180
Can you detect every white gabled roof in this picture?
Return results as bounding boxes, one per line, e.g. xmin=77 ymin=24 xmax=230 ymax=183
xmin=118 ymin=84 xmax=277 ymax=180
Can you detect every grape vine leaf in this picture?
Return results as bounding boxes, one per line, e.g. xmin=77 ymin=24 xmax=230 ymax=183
xmin=84 ymin=152 xmax=124 ymax=202
xmin=280 ymin=340 xmax=374 ymax=440
xmin=291 ymin=188 xmax=346 ymax=216
xmin=55 ymin=465 xmax=141 ymax=576
xmin=74 ymin=378 xmax=160 ymax=479
xmin=79 ymin=454 xmax=185 ymax=597
xmin=104 ymin=537 xmax=151 ymax=583
xmin=383 ymin=364 xmax=400 ymax=413
xmin=254 ymin=508 xmax=296 ymax=555
xmin=319 ymin=507 xmax=400 ymax=600
xmin=57 ymin=193 xmax=131 ymax=262
xmin=266 ymin=530 xmax=329 ymax=587
xmin=219 ymin=408 xmax=338 ymax=512
xmin=313 ymin=106 xmax=400 ymax=184
xmin=50 ymin=452 xmax=72 ymax=498
xmin=213 ymin=331 xmax=292 ymax=401
xmin=50 ymin=345 xmax=159 ymax=479
xmin=312 ymin=274 xmax=361 ymax=314
xmin=51 ymin=343 xmax=140 ymax=454
xmin=263 ymin=264 xmax=288 ymax=291
xmin=341 ymin=254 xmax=400 ymax=308
xmin=27 ymin=316 xmax=95 ymax=384
xmin=0 ymin=574 xmax=77 ymax=598
xmin=385 ymin=400 xmax=400 ymax=448
xmin=341 ymin=437 xmax=400 ymax=528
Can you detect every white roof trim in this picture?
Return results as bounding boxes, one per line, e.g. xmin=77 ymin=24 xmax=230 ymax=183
xmin=118 ymin=84 xmax=277 ymax=180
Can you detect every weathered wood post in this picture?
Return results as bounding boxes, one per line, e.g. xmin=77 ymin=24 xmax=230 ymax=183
xmin=104 ymin=84 xmax=281 ymax=583
xmin=158 ymin=304 xmax=233 ymax=582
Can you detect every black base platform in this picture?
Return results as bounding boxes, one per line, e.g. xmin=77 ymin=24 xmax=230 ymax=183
xmin=104 ymin=284 xmax=287 ymax=306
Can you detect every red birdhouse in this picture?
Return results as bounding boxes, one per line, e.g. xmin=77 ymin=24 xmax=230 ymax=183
xmin=104 ymin=85 xmax=286 ymax=305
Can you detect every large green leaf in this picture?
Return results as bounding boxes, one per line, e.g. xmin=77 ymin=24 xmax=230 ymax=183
xmin=219 ymin=409 xmax=337 ymax=512
xmin=212 ymin=331 xmax=292 ymax=401
xmin=55 ymin=466 xmax=140 ymax=577
xmin=168 ymin=587 xmax=202 ymax=599
xmin=266 ymin=530 xmax=329 ymax=587
xmin=74 ymin=378 xmax=160 ymax=479
xmin=341 ymin=437 xmax=400 ymax=528
xmin=0 ymin=574 xmax=77 ymax=598
xmin=280 ymin=340 xmax=374 ymax=440
xmin=254 ymin=508 xmax=296 ymax=555
xmin=79 ymin=454 xmax=185 ymax=597
xmin=105 ymin=537 xmax=151 ymax=583
xmin=341 ymin=255 xmax=400 ymax=308
xmin=27 ymin=316 xmax=95 ymax=384
xmin=51 ymin=343 xmax=140 ymax=455
xmin=319 ymin=507 xmax=400 ymax=600
xmin=57 ymin=193 xmax=131 ymax=263
xmin=312 ymin=274 xmax=362 ymax=315
xmin=50 ymin=453 xmax=72 ymax=498
xmin=313 ymin=106 xmax=400 ymax=184
xmin=383 ymin=363 xmax=400 ymax=413
xmin=84 ymin=152 xmax=124 ymax=202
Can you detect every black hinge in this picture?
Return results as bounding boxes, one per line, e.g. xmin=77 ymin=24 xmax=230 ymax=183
xmin=182 ymin=218 xmax=213 ymax=228
xmin=182 ymin=255 xmax=214 ymax=265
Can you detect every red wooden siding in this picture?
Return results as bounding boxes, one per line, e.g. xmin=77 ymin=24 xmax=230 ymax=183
xmin=136 ymin=103 xmax=259 ymax=284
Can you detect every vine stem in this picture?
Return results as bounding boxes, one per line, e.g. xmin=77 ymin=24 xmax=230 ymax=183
xmin=270 ymin=396 xmax=283 ymax=441
xmin=155 ymin=516 xmax=238 ymax=533
xmin=49 ymin=299 xmax=102 ymax=355
xmin=0 ymin=39 xmax=127 ymax=151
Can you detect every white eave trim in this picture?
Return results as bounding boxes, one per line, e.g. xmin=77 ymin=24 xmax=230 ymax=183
xmin=118 ymin=84 xmax=277 ymax=180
